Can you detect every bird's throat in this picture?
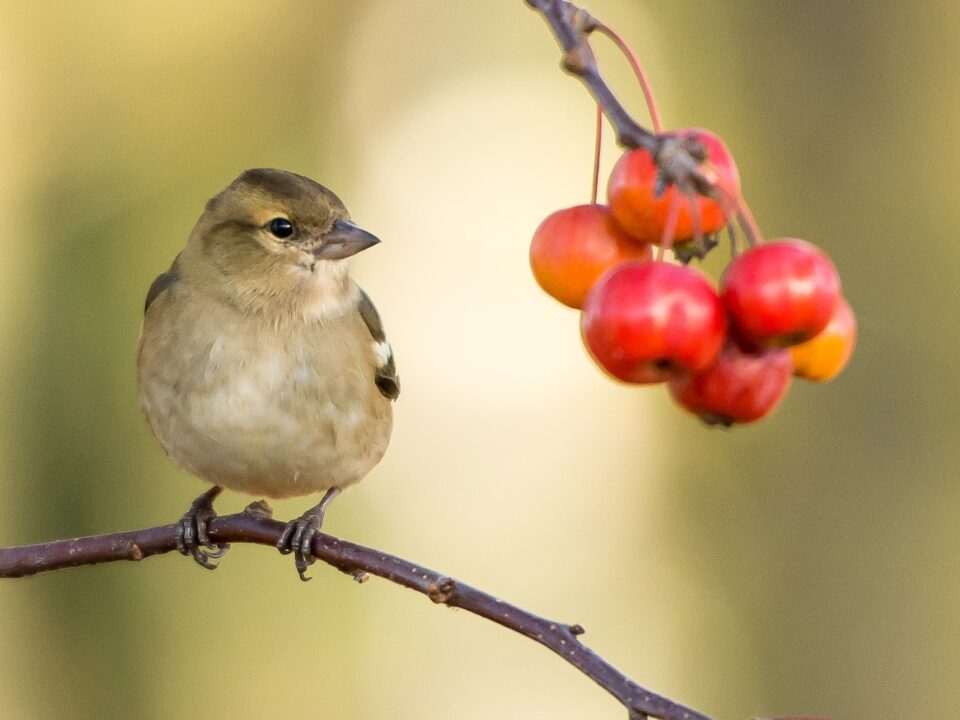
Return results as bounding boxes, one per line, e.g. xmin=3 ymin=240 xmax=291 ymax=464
xmin=297 ymin=262 xmax=356 ymax=322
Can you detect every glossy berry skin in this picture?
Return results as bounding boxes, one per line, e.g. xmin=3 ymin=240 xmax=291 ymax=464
xmin=669 ymin=343 xmax=793 ymax=426
xmin=530 ymin=205 xmax=652 ymax=309
xmin=607 ymin=129 xmax=740 ymax=244
xmin=721 ymin=239 xmax=841 ymax=348
xmin=581 ymin=261 xmax=726 ymax=384
xmin=789 ymin=296 xmax=857 ymax=381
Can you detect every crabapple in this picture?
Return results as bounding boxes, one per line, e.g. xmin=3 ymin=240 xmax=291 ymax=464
xmin=721 ymin=239 xmax=841 ymax=348
xmin=789 ymin=296 xmax=857 ymax=382
xmin=668 ymin=343 xmax=793 ymax=426
xmin=580 ymin=261 xmax=726 ymax=384
xmin=607 ymin=129 xmax=740 ymax=245
xmin=530 ymin=205 xmax=652 ymax=309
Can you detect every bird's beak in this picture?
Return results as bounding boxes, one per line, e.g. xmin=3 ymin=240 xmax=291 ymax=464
xmin=312 ymin=219 xmax=381 ymax=260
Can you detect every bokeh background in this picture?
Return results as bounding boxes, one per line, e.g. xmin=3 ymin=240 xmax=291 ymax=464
xmin=0 ymin=1 xmax=956 ymax=718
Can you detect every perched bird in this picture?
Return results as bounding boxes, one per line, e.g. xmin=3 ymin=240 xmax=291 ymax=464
xmin=138 ymin=169 xmax=399 ymax=580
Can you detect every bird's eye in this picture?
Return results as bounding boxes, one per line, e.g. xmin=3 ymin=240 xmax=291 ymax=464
xmin=268 ymin=217 xmax=294 ymax=239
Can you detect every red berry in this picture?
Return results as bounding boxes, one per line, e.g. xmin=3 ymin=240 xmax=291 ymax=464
xmin=607 ymin=129 xmax=740 ymax=244
xmin=721 ymin=239 xmax=841 ymax=348
xmin=530 ymin=205 xmax=652 ymax=309
xmin=581 ymin=261 xmax=726 ymax=384
xmin=668 ymin=343 xmax=793 ymax=426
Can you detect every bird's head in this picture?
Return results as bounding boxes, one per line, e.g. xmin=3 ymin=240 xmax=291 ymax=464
xmin=182 ymin=168 xmax=380 ymax=317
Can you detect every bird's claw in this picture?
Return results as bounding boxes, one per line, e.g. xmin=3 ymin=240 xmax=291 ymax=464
xmin=276 ymin=487 xmax=341 ymax=581
xmin=277 ymin=512 xmax=322 ymax=581
xmin=176 ymin=487 xmax=228 ymax=570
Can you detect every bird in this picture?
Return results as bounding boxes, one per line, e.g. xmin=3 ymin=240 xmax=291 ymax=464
xmin=137 ymin=168 xmax=399 ymax=580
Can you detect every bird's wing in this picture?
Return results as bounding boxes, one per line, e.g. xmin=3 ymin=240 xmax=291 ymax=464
xmin=357 ymin=288 xmax=400 ymax=401
xmin=144 ymin=254 xmax=181 ymax=314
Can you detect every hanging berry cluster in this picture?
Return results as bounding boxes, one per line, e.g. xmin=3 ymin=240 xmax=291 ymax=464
xmin=529 ymin=20 xmax=855 ymax=427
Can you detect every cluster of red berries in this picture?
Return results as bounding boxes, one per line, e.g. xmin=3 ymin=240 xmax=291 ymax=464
xmin=530 ymin=127 xmax=856 ymax=426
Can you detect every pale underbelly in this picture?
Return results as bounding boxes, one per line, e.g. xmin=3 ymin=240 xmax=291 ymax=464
xmin=142 ymin=372 xmax=392 ymax=499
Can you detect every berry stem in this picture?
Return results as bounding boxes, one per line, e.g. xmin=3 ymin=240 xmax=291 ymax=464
xmin=727 ymin=218 xmax=739 ymax=259
xmin=734 ymin=196 xmax=763 ymax=247
xmin=685 ymin=189 xmax=703 ymax=250
xmin=591 ymin=103 xmax=602 ymax=204
xmin=593 ymin=22 xmax=664 ymax=133
xmin=716 ymin=198 xmax=739 ymax=258
xmin=712 ymin=184 xmax=763 ymax=247
xmin=656 ymin=192 xmax=681 ymax=262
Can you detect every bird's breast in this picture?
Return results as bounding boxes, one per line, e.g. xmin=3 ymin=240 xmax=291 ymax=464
xmin=138 ymin=291 xmax=392 ymax=498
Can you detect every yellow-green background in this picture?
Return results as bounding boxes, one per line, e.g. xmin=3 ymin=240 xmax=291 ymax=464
xmin=0 ymin=2 xmax=954 ymax=718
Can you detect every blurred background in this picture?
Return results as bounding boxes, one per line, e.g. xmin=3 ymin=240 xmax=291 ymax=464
xmin=0 ymin=1 xmax=956 ymax=718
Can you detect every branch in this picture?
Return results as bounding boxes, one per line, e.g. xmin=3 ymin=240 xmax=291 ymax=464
xmin=525 ymin=0 xmax=723 ymax=203
xmin=525 ymin=0 xmax=658 ymax=152
xmin=0 ymin=503 xmax=713 ymax=720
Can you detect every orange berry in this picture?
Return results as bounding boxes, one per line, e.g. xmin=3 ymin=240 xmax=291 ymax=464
xmin=530 ymin=204 xmax=652 ymax=309
xmin=608 ymin=129 xmax=740 ymax=244
xmin=789 ymin=296 xmax=857 ymax=381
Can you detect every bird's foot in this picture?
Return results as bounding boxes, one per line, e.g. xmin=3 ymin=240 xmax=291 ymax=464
xmin=176 ymin=485 xmax=229 ymax=570
xmin=277 ymin=511 xmax=322 ymax=581
xmin=277 ymin=487 xmax=342 ymax=581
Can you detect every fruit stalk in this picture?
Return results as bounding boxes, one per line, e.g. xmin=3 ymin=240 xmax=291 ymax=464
xmin=525 ymin=0 xmax=658 ymax=152
xmin=527 ymin=0 xmax=742 ymax=222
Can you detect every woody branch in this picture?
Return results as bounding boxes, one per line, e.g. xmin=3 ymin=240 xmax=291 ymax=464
xmin=0 ymin=504 xmax=712 ymax=720
xmin=525 ymin=0 xmax=720 ymax=198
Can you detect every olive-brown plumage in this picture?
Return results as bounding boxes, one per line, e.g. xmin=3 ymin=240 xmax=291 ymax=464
xmin=138 ymin=169 xmax=398 ymax=579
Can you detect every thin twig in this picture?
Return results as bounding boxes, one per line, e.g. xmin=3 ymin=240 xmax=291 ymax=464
xmin=592 ymin=21 xmax=664 ymax=133
xmin=0 ymin=507 xmax=713 ymax=720
xmin=527 ymin=0 xmax=746 ymax=243
xmin=526 ymin=0 xmax=657 ymax=152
